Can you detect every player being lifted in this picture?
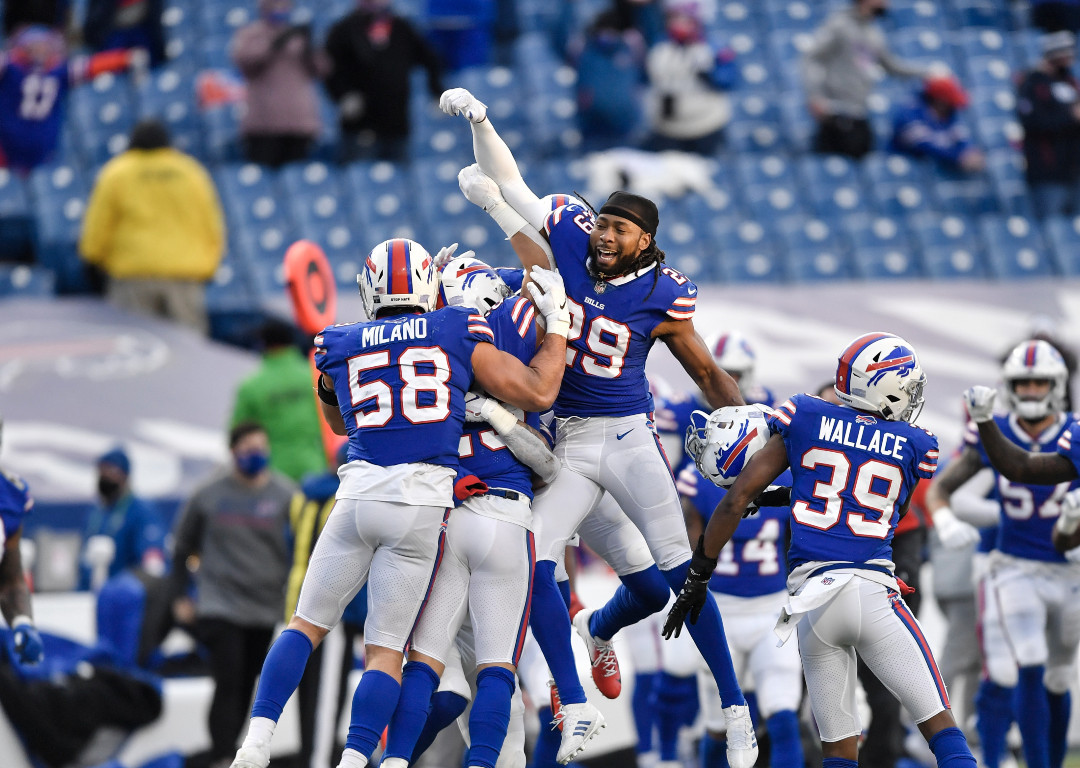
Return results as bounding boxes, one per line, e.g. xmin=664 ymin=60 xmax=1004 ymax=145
xmin=928 ymin=340 xmax=1080 ymax=768
xmin=666 ymin=333 xmax=978 ymax=768
xmin=440 ymin=88 xmax=756 ymax=767
xmin=229 ymin=238 xmax=570 ymax=768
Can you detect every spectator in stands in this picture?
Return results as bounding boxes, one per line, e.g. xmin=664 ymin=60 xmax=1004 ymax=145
xmin=426 ymin=0 xmax=495 ymax=71
xmin=1032 ymin=0 xmax=1080 ymax=34
xmin=1017 ymin=30 xmax=1080 ymax=219
xmin=3 ymin=0 xmax=70 ymax=36
xmin=643 ymin=1 xmax=737 ymax=155
xmin=78 ymin=447 xmax=167 ymax=592
xmin=0 ymin=25 xmax=147 ymax=173
xmin=83 ymin=0 xmax=166 ymax=68
xmin=891 ymin=75 xmax=986 ymax=173
xmin=324 ymin=0 xmax=443 ymax=162
xmin=231 ymin=0 xmax=330 ymax=168
xmin=571 ymin=9 xmax=647 ymax=151
xmin=79 ymin=119 xmax=226 ymax=335
xmin=230 ymin=318 xmax=326 ymax=483
xmin=169 ymin=421 xmax=296 ymax=768
xmin=803 ymin=0 xmax=928 ymax=159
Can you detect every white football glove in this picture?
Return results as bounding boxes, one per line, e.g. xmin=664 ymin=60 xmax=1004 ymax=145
xmin=440 ymin=88 xmax=487 ymax=123
xmin=526 ymin=267 xmax=570 ymax=338
xmin=1066 ymin=545 xmax=1080 ymax=564
xmin=933 ymin=507 xmax=981 ymax=549
xmin=434 ymin=243 xmax=476 ymax=273
xmin=464 ymin=391 xmax=517 ymax=433
xmin=963 ymin=385 xmax=997 ymax=424
xmin=1057 ymin=488 xmax=1080 ymax=535
xmin=458 ymin=164 xmax=504 ymax=212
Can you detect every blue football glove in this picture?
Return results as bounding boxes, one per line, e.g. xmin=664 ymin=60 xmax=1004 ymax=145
xmin=13 ymin=619 xmax=43 ymax=665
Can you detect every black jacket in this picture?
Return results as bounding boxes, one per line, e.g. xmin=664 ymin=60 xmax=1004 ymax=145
xmin=1018 ymin=67 xmax=1080 ymax=183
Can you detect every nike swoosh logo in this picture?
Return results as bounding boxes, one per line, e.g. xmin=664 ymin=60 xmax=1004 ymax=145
xmin=616 ymin=430 xmax=634 ymax=440
xmin=687 ymin=287 xmax=697 ymax=295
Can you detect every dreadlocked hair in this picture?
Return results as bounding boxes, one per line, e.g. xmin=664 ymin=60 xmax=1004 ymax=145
xmin=640 ymin=239 xmax=667 ymax=299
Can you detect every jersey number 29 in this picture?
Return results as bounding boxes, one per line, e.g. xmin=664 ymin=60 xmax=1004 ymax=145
xmin=565 ymin=298 xmax=631 ymax=378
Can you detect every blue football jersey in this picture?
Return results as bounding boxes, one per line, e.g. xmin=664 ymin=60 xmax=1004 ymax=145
xmin=0 ymin=467 xmax=33 ymax=542
xmin=459 ymin=296 xmax=538 ymax=499
xmin=770 ymin=393 xmax=938 ymax=572
xmin=495 ymin=267 xmax=525 ymax=295
xmin=315 ymin=306 xmax=493 ymax=467
xmin=968 ymin=414 xmax=1080 ymax=563
xmin=677 ymin=459 xmax=791 ymax=597
xmin=0 ymin=56 xmax=72 ymax=169
xmin=543 ymin=204 xmax=698 ymax=418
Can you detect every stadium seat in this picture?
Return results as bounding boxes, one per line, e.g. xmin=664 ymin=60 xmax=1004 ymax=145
xmin=214 ymin=163 xmax=287 ymax=232
xmin=726 ymin=94 xmax=784 ymax=153
xmin=662 ymin=219 xmax=721 ymax=282
xmin=956 ymin=28 xmax=1012 ymax=60
xmin=786 ymin=247 xmax=854 ymax=282
xmin=1042 ymin=215 xmax=1080 ymax=274
xmin=978 ymin=214 xmax=1058 ymax=278
xmin=799 ymin=155 xmax=866 ymax=219
xmin=0 ymin=168 xmax=34 ymax=259
xmin=717 ymin=246 xmax=788 ymax=284
xmin=932 ymin=168 xmax=999 ymax=217
xmin=344 ymin=161 xmax=426 ymax=245
xmin=975 ymin=115 xmax=1023 ymax=152
xmin=778 ymin=217 xmax=846 ymax=256
xmin=27 ymin=163 xmax=91 ymax=292
xmin=763 ymin=1 xmax=824 ymax=31
xmin=136 ymin=66 xmax=202 ymax=159
xmin=863 ymin=154 xmax=934 ymax=217
xmin=851 ymin=246 xmax=925 ymax=280
xmin=889 ymin=0 xmax=946 ymax=29
xmin=713 ymin=2 xmax=761 ymax=35
xmin=743 ymin=181 xmax=807 ymax=222
xmin=921 ymin=244 xmax=988 ymax=278
xmin=950 ymin=0 xmax=1009 ymax=29
xmin=0 ymin=264 xmax=56 ymax=297
xmin=986 ymin=149 xmax=1032 ymax=215
xmin=205 ymin=250 xmax=257 ymax=312
xmin=841 ymin=214 xmax=912 ymax=252
xmin=778 ymin=92 xmax=814 ymax=152
xmin=69 ymin=78 xmax=136 ymax=166
xmin=768 ymin=30 xmax=815 ymax=91
xmin=201 ymin=102 xmax=245 ymax=163
xmin=909 ymin=212 xmax=981 ymax=250
xmin=894 ymin=28 xmax=956 ymax=70
xmin=281 ymin=161 xmax=347 ymax=231
xmin=964 ymin=56 xmax=1014 ymax=89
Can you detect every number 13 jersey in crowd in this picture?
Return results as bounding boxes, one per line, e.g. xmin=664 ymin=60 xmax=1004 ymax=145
xmin=543 ymin=203 xmax=697 ymax=419
xmin=315 ymin=306 xmax=494 ymax=467
xmin=769 ymin=393 xmax=938 ymax=572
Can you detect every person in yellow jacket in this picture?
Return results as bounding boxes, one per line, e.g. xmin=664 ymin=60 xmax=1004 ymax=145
xmin=79 ymin=119 xmax=226 ymax=334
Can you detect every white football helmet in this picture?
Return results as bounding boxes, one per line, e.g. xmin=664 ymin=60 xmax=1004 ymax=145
xmin=710 ymin=331 xmax=756 ymax=383
xmin=357 ymin=238 xmax=438 ymax=318
xmin=1002 ymin=339 xmax=1067 ymax=420
xmin=542 ymin=193 xmax=585 ymax=211
xmin=685 ymin=405 xmax=771 ymax=487
xmin=834 ymin=332 xmax=926 ymax=422
xmin=439 ymin=255 xmax=511 ymax=316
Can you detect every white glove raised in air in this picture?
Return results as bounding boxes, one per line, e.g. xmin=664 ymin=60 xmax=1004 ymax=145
xmin=963 ymin=386 xmax=997 ymax=424
xmin=933 ymin=507 xmax=981 ymax=549
xmin=464 ymin=391 xmax=518 ymax=434
xmin=1057 ymin=488 xmax=1080 ymax=536
xmin=434 ymin=242 xmax=476 ymax=273
xmin=440 ymin=88 xmax=487 ymax=123
xmin=458 ymin=164 xmax=504 ymax=212
xmin=526 ymin=267 xmax=570 ymax=339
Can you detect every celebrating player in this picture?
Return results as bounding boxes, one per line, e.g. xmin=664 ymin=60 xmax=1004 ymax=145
xmin=666 ymin=333 xmax=978 ymax=767
xmin=377 ymin=254 xmax=561 ymax=768
xmin=229 ymin=238 xmax=570 ymax=768
xmin=440 ymin=88 xmax=756 ymax=767
xmin=928 ymin=340 xmax=1079 ymax=768
xmin=0 ymin=415 xmax=43 ymax=667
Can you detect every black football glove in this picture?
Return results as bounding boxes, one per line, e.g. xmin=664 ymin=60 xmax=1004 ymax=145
xmin=662 ymin=535 xmax=718 ymax=639
xmin=752 ymin=485 xmax=791 ymax=509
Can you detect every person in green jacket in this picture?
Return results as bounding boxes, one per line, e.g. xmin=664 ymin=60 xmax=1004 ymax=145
xmin=230 ymin=318 xmax=326 ymax=482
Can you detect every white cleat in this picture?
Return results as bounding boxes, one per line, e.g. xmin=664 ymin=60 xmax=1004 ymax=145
xmin=380 ymin=760 xmax=409 ymax=768
xmin=722 ymin=704 xmax=758 ymax=768
xmin=554 ymin=701 xmax=606 ymax=764
xmin=230 ymin=746 xmax=270 ymax=768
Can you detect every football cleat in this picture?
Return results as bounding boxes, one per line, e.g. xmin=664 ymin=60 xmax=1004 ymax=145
xmin=554 ymin=701 xmax=606 ymax=764
xmin=573 ymin=608 xmax=622 ymax=699
xmin=722 ymin=704 xmax=759 ymax=768
xmin=549 ymin=678 xmax=562 ymax=725
xmin=229 ymin=745 xmax=270 ymax=768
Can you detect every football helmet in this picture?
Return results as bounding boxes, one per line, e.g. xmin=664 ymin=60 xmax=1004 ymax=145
xmin=834 ymin=332 xmax=925 ymax=422
xmin=543 ymin=193 xmax=585 ymax=211
xmin=439 ymin=255 xmax=511 ymax=316
xmin=357 ymin=238 xmax=437 ymax=318
xmin=685 ymin=405 xmax=771 ymax=488
xmin=1001 ymin=339 xmax=1067 ymax=420
xmin=710 ymin=331 xmax=756 ymax=383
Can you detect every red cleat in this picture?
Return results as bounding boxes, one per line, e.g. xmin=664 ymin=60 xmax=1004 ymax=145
xmin=549 ymin=679 xmax=562 ymax=728
xmin=568 ymin=591 xmax=585 ymax=620
xmin=572 ymin=608 xmax=622 ymax=699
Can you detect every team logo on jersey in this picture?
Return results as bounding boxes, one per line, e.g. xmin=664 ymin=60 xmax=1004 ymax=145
xmin=821 ymin=577 xmax=835 ymax=585
xmin=856 ymin=414 xmax=877 ymax=425
xmin=593 ymin=280 xmax=606 ymax=294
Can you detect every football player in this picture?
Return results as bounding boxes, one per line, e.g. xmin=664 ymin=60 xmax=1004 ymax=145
xmin=377 ymin=255 xmax=566 ymax=768
xmin=667 ymin=333 xmax=977 ymax=768
xmin=935 ymin=341 xmax=1080 ymax=768
xmin=0 ymin=415 xmax=43 ymax=667
xmin=229 ymin=238 xmax=570 ymax=768
xmin=440 ymin=87 xmax=756 ymax=768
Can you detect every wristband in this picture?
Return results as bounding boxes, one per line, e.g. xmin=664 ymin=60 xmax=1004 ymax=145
xmin=543 ymin=315 xmax=570 ymax=339
xmin=482 ymin=401 xmax=518 ymax=435
xmin=487 ymin=200 xmax=528 ymax=238
xmin=317 ymin=376 xmax=338 ymax=406
xmin=11 ymin=615 xmax=32 ymax=629
xmin=1057 ymin=513 xmax=1080 ymax=536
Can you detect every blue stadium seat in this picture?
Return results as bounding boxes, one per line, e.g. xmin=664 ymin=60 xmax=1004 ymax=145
xmin=0 ymin=168 xmax=34 ymax=259
xmin=743 ymin=181 xmax=806 ymax=222
xmin=713 ymin=2 xmax=761 ymax=34
xmin=27 ymin=163 xmax=91 ymax=292
xmin=717 ymin=246 xmax=788 ymax=284
xmin=778 ymin=92 xmax=814 ymax=152
xmin=214 ymin=163 xmax=287 ymax=231
xmin=787 ymin=247 xmax=853 ymax=282
xmin=0 ymin=264 xmax=56 ymax=297
xmin=950 ymin=0 xmax=1009 ymax=29
xmin=841 ymin=214 xmax=912 ymax=251
xmin=662 ymin=219 xmax=720 ymax=282
xmin=736 ymin=153 xmax=795 ymax=187
xmin=986 ymin=149 xmax=1031 ymax=215
xmin=921 ymin=244 xmax=988 ymax=278
xmin=136 ymin=66 xmax=202 ymax=159
xmin=344 ymin=161 xmax=425 ymax=246
xmin=712 ymin=218 xmax=775 ymax=254
xmin=161 ymin=3 xmax=200 ymax=63
xmin=894 ymin=28 xmax=956 ymax=69
xmin=979 ymin=214 xmax=1058 ymax=278
xmin=975 ymin=115 xmax=1023 ymax=151
xmin=198 ymin=32 xmax=236 ymax=71
xmin=764 ymin=0 xmax=824 ymax=31
xmin=281 ymin=161 xmax=347 ymax=232
xmin=863 ymin=154 xmax=934 ymax=217
xmin=889 ymin=0 xmax=946 ymax=29
xmin=969 ymin=86 xmax=1017 ymax=121
xmin=799 ymin=155 xmax=867 ymax=218
xmin=964 ymin=56 xmax=1014 ymax=89
xmin=201 ymin=102 xmax=245 ymax=163
xmin=205 ymin=250 xmax=257 ymax=312
xmin=909 ymin=212 xmax=981 ymax=249
xmin=725 ymin=95 xmax=784 ymax=153
xmin=768 ymin=30 xmax=815 ymax=91
xmin=851 ymin=246 xmax=925 ymax=280
xmin=199 ymin=3 xmax=253 ymax=35
xmin=308 ymin=222 xmax=367 ymax=289
xmin=1042 ymin=215 xmax=1080 ymax=274
xmin=1010 ymin=29 xmax=1042 ymax=68
xmin=778 ymin=217 xmax=846 ymax=256
xmin=955 ymin=28 xmax=1012 ymax=61
xmin=69 ymin=78 xmax=136 ymax=166
xmin=932 ymin=167 xmax=999 ymax=217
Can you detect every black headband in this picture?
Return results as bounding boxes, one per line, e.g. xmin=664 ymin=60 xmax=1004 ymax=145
xmin=598 ymin=191 xmax=659 ymax=237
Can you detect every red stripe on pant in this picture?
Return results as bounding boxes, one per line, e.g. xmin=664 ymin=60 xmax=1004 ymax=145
xmin=405 ymin=508 xmax=452 ymax=650
xmin=513 ymin=530 xmax=536 ymax=666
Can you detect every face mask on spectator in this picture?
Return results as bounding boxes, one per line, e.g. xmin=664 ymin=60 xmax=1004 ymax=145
xmin=236 ymin=451 xmax=270 ymax=477
xmin=98 ymin=476 xmax=123 ymax=500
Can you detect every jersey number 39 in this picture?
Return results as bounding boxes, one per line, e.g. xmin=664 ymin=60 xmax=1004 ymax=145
xmin=791 ymin=448 xmax=903 ymax=539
